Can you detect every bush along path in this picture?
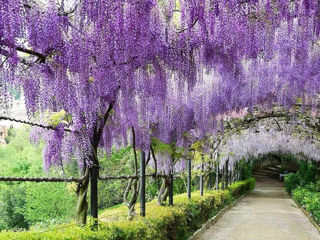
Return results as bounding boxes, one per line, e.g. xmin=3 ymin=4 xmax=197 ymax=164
xmin=198 ymin=177 xmax=320 ymax=240
xmin=0 ymin=178 xmax=255 ymax=240
xmin=285 ymin=161 xmax=320 ymax=228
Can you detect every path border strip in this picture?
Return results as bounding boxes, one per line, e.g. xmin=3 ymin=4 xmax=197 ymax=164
xmin=188 ymin=193 xmax=248 ymax=240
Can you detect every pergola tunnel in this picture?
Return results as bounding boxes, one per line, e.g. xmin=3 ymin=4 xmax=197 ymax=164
xmin=1 ymin=108 xmax=319 ymax=223
xmin=1 ymin=0 xmax=320 ymax=239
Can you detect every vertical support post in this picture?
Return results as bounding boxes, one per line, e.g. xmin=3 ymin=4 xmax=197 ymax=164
xmin=235 ymin=169 xmax=237 ymax=182
xmin=200 ymin=158 xmax=204 ymax=196
xmin=235 ymin=162 xmax=238 ymax=181
xmin=90 ymin=165 xmax=98 ymax=228
xmin=232 ymin=170 xmax=234 ymax=183
xmin=222 ymin=165 xmax=225 ymax=190
xmin=169 ymin=173 xmax=174 ymax=205
xmin=215 ymin=160 xmax=219 ymax=190
xmin=208 ymin=153 xmax=213 ymax=190
xmin=208 ymin=172 xmax=213 ymax=189
xmin=140 ymin=151 xmax=146 ymax=217
xmin=232 ymin=167 xmax=235 ymax=183
xmin=226 ymin=161 xmax=229 ymax=188
xmin=187 ymin=159 xmax=191 ymax=199
xmin=200 ymin=176 xmax=204 ymax=196
xmin=169 ymin=129 xmax=176 ymax=206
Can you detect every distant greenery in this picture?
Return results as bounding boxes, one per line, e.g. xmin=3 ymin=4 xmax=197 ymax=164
xmin=0 ymin=126 xmax=76 ymax=231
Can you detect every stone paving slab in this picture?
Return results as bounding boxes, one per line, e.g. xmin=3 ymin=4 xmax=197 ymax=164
xmin=198 ymin=178 xmax=320 ymax=240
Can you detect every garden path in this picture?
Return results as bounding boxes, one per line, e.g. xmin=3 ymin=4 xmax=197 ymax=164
xmin=198 ymin=177 xmax=320 ymax=240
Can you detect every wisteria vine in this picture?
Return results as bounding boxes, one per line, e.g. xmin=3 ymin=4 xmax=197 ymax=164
xmin=1 ymin=0 xmax=320 ymax=175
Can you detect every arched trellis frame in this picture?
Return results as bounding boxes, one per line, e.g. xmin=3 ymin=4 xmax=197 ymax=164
xmin=188 ymin=104 xmax=320 ymax=193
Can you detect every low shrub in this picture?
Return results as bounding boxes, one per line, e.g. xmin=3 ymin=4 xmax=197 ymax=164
xmin=228 ymin=178 xmax=256 ymax=197
xmin=284 ymin=161 xmax=318 ymax=195
xmin=284 ymin=173 xmax=300 ymax=194
xmin=0 ymin=178 xmax=255 ymax=240
xmin=292 ymin=187 xmax=320 ymax=224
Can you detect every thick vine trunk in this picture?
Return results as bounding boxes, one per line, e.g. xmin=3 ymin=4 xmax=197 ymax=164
xmin=122 ymin=127 xmax=141 ymax=219
xmin=123 ymin=178 xmax=139 ymax=219
xmin=75 ymin=98 xmax=116 ymax=227
xmin=76 ymin=168 xmax=89 ymax=226
xmin=158 ymin=177 xmax=169 ymax=205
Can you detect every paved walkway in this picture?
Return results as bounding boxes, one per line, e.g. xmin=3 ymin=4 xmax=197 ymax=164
xmin=198 ymin=177 xmax=320 ymax=240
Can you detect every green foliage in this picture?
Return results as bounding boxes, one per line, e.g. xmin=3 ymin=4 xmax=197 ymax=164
xmin=292 ymin=188 xmax=320 ymax=224
xmin=0 ymin=179 xmax=254 ymax=240
xmin=151 ymin=138 xmax=184 ymax=160
xmin=297 ymin=161 xmax=317 ymax=185
xmin=284 ymin=161 xmax=320 ymax=225
xmin=98 ymin=147 xmax=134 ymax=209
xmin=239 ymin=158 xmax=253 ymax=180
xmin=228 ymin=178 xmax=256 ymax=197
xmin=0 ymin=129 xmax=153 ymax=231
xmin=173 ymin=177 xmax=187 ymax=195
xmin=284 ymin=161 xmax=318 ymax=194
xmin=279 ymin=153 xmax=299 ymax=172
xmin=4 ymin=127 xmax=15 ymax=144
xmin=303 ymin=181 xmax=320 ymax=192
xmin=44 ymin=110 xmax=72 ymax=127
xmin=284 ymin=173 xmax=300 ymax=194
xmin=24 ymin=182 xmax=76 ymax=227
xmin=0 ymin=127 xmax=75 ymax=231
xmin=0 ymin=184 xmax=28 ymax=230
xmin=151 ymin=138 xmax=173 ymax=155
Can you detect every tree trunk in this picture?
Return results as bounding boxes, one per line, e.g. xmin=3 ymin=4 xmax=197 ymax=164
xmin=124 ymin=178 xmax=139 ymax=219
xmin=168 ymin=173 xmax=173 ymax=205
xmin=215 ymin=162 xmax=219 ymax=190
xmin=200 ymin=158 xmax=204 ymax=196
xmin=221 ymin=165 xmax=225 ymax=190
xmin=158 ymin=177 xmax=169 ymax=205
xmin=140 ymin=151 xmax=146 ymax=216
xmin=76 ymin=168 xmax=89 ymax=226
xmin=90 ymin=165 xmax=99 ymax=228
xmin=187 ymin=159 xmax=192 ymax=199
xmin=225 ymin=161 xmax=229 ymax=188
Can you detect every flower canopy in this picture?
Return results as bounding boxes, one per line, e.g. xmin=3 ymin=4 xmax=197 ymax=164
xmin=1 ymin=0 xmax=320 ymax=169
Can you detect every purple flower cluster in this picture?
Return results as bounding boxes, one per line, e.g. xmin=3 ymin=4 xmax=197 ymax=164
xmin=1 ymin=0 xmax=320 ymax=171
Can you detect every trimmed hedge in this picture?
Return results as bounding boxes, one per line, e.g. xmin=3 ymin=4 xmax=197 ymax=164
xmin=228 ymin=177 xmax=255 ymax=197
xmin=0 ymin=178 xmax=255 ymax=240
xmin=292 ymin=187 xmax=320 ymax=224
